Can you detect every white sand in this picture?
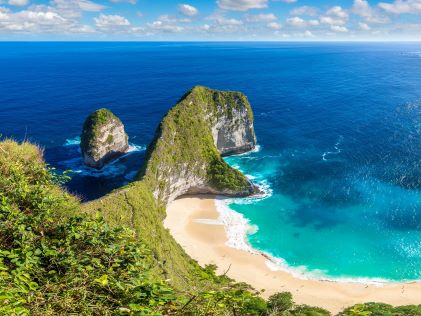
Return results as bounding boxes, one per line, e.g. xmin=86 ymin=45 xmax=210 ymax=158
xmin=164 ymin=195 xmax=421 ymax=314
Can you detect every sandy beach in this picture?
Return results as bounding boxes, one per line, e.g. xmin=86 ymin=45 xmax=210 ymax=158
xmin=164 ymin=195 xmax=421 ymax=314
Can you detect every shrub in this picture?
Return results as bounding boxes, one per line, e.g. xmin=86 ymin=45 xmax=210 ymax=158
xmin=268 ymin=292 xmax=294 ymax=313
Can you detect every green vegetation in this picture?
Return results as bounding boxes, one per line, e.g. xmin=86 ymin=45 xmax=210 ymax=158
xmin=2 ymin=87 xmax=421 ymax=315
xmin=139 ymin=86 xmax=255 ymax=202
xmin=339 ymin=303 xmax=421 ymax=316
xmin=80 ymin=108 xmax=122 ymax=157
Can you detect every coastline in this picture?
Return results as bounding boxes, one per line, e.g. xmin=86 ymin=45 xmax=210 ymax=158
xmin=164 ymin=195 xmax=421 ymax=314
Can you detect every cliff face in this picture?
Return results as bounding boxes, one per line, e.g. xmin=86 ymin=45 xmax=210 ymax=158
xmin=82 ymin=86 xmax=259 ymax=292
xmin=80 ymin=108 xmax=129 ymax=169
xmin=210 ymin=95 xmax=256 ymax=156
xmin=139 ymin=86 xmax=258 ymax=204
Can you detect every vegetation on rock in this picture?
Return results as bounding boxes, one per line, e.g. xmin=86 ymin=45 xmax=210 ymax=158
xmin=81 ymin=108 xmax=128 ymax=169
xmin=139 ymin=86 xmax=256 ymax=202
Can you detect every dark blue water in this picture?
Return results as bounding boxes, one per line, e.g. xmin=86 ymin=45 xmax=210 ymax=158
xmin=1 ymin=42 xmax=420 ymax=281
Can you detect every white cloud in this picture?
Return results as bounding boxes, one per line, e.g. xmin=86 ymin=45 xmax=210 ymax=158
xmin=290 ymin=6 xmax=319 ymax=16
xmin=110 ymin=0 xmax=137 ymax=4
xmin=359 ymin=22 xmax=371 ymax=30
xmin=303 ymin=30 xmax=314 ymax=37
xmin=147 ymin=15 xmax=187 ymax=33
xmin=353 ymin=0 xmax=389 ymax=23
xmin=217 ymin=0 xmax=267 ymax=11
xmin=202 ymin=13 xmax=244 ymax=32
xmin=49 ymin=0 xmax=105 ymax=20
xmin=320 ymin=6 xmax=349 ymax=28
xmin=267 ymin=21 xmax=281 ymax=29
xmin=94 ymin=13 xmax=130 ymax=32
xmin=178 ymin=4 xmax=198 ymax=16
xmin=0 ymin=7 xmax=68 ymax=32
xmin=331 ymin=25 xmax=348 ymax=32
xmin=378 ymin=0 xmax=421 ymax=14
xmin=320 ymin=16 xmax=346 ymax=25
xmin=78 ymin=0 xmax=105 ymax=11
xmin=244 ymin=13 xmax=277 ymax=22
xmin=287 ymin=16 xmax=319 ymax=27
xmin=326 ymin=6 xmax=349 ymax=19
xmin=8 ymin=0 xmax=28 ymax=6
xmin=148 ymin=20 xmax=184 ymax=32
xmin=157 ymin=14 xmax=191 ymax=23
xmin=276 ymin=0 xmax=297 ymax=3
xmin=214 ymin=16 xmax=243 ymax=25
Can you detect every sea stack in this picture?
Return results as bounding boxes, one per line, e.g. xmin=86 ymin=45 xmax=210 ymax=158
xmin=80 ymin=108 xmax=129 ymax=169
xmin=140 ymin=86 xmax=260 ymax=203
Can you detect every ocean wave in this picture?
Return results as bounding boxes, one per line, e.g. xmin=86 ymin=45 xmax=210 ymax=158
xmin=264 ymin=256 xmax=396 ymax=285
xmin=322 ymin=135 xmax=344 ymax=161
xmin=63 ymin=136 xmax=81 ymax=147
xmin=231 ymin=145 xmax=261 ymax=157
xmin=215 ymin=198 xmax=258 ymax=252
xmin=60 ymin=137 xmax=146 ymax=178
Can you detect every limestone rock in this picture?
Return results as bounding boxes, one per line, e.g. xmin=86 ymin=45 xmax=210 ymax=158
xmin=211 ymin=94 xmax=256 ymax=156
xmin=140 ymin=86 xmax=260 ymax=204
xmin=80 ymin=108 xmax=129 ymax=169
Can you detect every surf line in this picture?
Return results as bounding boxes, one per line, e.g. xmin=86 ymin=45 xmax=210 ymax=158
xmin=322 ymin=135 xmax=344 ymax=161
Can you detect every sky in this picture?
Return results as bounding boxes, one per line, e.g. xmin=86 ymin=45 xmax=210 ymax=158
xmin=0 ymin=0 xmax=421 ymax=41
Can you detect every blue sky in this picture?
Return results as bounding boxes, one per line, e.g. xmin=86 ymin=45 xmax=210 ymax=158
xmin=0 ymin=0 xmax=421 ymax=40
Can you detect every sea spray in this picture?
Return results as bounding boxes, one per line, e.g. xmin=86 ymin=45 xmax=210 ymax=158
xmin=60 ymin=137 xmax=146 ymax=178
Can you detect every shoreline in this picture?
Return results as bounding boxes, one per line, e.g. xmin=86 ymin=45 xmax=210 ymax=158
xmin=164 ymin=195 xmax=421 ymax=314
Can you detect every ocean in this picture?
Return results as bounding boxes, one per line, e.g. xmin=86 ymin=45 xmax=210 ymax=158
xmin=1 ymin=42 xmax=420 ymax=282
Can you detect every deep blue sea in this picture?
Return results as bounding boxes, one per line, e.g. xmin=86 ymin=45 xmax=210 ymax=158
xmin=1 ymin=42 xmax=420 ymax=282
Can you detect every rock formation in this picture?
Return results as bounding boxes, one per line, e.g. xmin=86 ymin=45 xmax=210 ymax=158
xmin=139 ymin=86 xmax=259 ymax=204
xmin=211 ymin=94 xmax=256 ymax=156
xmin=80 ymin=108 xmax=129 ymax=169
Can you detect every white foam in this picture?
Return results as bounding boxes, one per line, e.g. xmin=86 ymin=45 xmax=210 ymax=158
xmin=60 ymin=137 xmax=146 ymax=178
xmin=63 ymin=136 xmax=81 ymax=146
xmin=230 ymin=145 xmax=261 ymax=157
xmin=264 ymin=256 xmax=395 ymax=285
xmin=215 ymin=198 xmax=258 ymax=253
xmin=322 ymin=135 xmax=343 ymax=161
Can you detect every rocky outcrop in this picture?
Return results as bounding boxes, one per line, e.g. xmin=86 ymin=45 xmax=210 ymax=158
xmin=80 ymin=108 xmax=129 ymax=169
xmin=210 ymin=95 xmax=256 ymax=156
xmin=139 ymin=86 xmax=259 ymax=204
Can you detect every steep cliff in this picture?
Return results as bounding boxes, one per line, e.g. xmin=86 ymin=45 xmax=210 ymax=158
xmin=139 ymin=86 xmax=258 ymax=204
xmin=80 ymin=108 xmax=129 ymax=169
xmin=83 ymin=86 xmax=260 ymax=290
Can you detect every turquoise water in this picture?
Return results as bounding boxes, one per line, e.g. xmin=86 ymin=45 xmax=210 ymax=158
xmin=224 ymin=135 xmax=421 ymax=281
xmin=1 ymin=42 xmax=420 ymax=281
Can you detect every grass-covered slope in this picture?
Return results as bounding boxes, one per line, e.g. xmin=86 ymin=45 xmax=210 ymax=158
xmin=82 ymin=86 xmax=259 ymax=293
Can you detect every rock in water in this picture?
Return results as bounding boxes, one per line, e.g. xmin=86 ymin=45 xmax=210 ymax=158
xmin=140 ymin=86 xmax=259 ymax=203
xmin=80 ymin=108 xmax=129 ymax=169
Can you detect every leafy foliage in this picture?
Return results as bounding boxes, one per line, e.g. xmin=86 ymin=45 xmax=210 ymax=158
xmin=267 ymin=292 xmax=294 ymax=313
xmin=339 ymin=303 xmax=421 ymax=316
xmin=0 ymin=140 xmax=175 ymax=315
xmin=0 ymin=140 xmax=267 ymax=316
